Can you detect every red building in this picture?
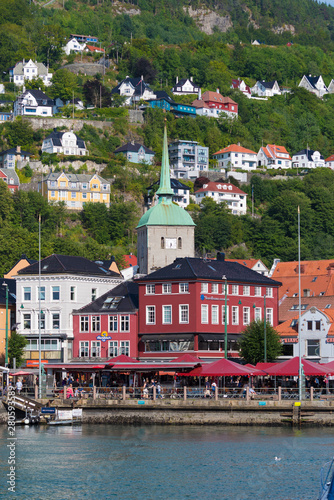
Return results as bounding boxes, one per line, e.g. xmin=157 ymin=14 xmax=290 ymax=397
xmin=72 ymin=281 xmax=138 ymax=360
xmin=201 ymin=90 xmax=238 ymax=117
xmin=137 ymin=256 xmax=281 ymax=360
xmin=0 ymin=168 xmax=19 ymax=192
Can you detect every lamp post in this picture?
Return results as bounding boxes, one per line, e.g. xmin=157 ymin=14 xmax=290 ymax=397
xmin=264 ymin=294 xmax=267 ymax=363
xmin=222 ymin=276 xmax=228 ymax=359
xmin=298 ymin=205 xmax=302 ymax=401
xmin=2 ymin=282 xmax=8 ymax=367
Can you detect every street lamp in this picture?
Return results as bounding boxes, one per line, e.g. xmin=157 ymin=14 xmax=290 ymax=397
xmin=2 ymin=282 xmax=8 ymax=367
xmin=222 ymin=275 xmax=228 ymax=359
xmin=264 ymin=294 xmax=267 ymax=363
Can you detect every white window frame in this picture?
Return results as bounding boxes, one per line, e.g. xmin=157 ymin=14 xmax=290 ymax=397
xmin=179 ymin=283 xmax=189 ymax=293
xmin=80 ymin=316 xmax=89 ymax=332
xmin=146 ymin=306 xmax=155 ymax=325
xmin=211 ymin=305 xmax=219 ymax=324
xmin=120 ymin=315 xmax=130 ymax=332
xmin=51 ymin=285 xmax=60 ymax=301
xmin=255 ymin=307 xmax=262 ymax=321
xmin=23 ymin=286 xmax=31 ymax=301
xmin=162 ymin=305 xmax=172 ymax=324
xmin=146 ymin=284 xmax=155 ymax=295
xmin=70 ymin=286 xmax=76 ymax=301
xmin=109 ymin=315 xmax=118 ymax=332
xmin=201 ymin=304 xmax=208 ymax=324
xmin=23 ymin=313 xmax=31 ymax=329
xmin=266 ymin=287 xmax=273 ymax=298
xmin=254 ymin=287 xmax=261 ymax=297
xmin=52 ymin=312 xmax=60 ymax=330
xmin=243 ymin=286 xmax=250 ymax=296
xmin=120 ymin=341 xmax=130 ymax=356
xmin=201 ymin=283 xmax=208 ymax=293
xmin=179 ymin=304 xmax=189 ymax=324
xmin=231 ymin=285 xmax=238 ymax=295
xmin=211 ymin=283 xmax=219 ymax=294
xmin=91 ymin=316 xmax=101 ymax=332
xmin=222 ymin=305 xmax=229 ymax=325
xmin=79 ymin=341 xmax=89 ymax=357
xmin=91 ymin=341 xmax=101 ymax=357
xmin=108 ymin=341 xmax=118 ymax=358
xmin=266 ymin=308 xmax=273 ymax=326
xmin=243 ymin=307 xmax=250 ymax=326
xmin=38 ymin=286 xmax=46 ymax=301
xmin=232 ymin=306 xmax=239 ymax=325
xmin=162 ymin=283 xmax=172 ymax=294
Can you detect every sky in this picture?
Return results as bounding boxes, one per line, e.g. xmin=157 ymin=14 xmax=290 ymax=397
xmin=324 ymin=0 xmax=334 ymax=5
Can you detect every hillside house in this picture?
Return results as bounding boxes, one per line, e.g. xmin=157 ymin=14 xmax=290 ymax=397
xmin=0 ymin=168 xmax=19 ymax=192
xmin=213 ymin=144 xmax=257 ymax=171
xmin=114 ymin=142 xmax=155 ymax=165
xmin=298 ymin=75 xmax=328 ymax=98
xmin=251 ymin=80 xmax=281 ymax=97
xmin=257 ymin=144 xmax=292 ymax=169
xmin=147 ymin=178 xmax=191 ymax=209
xmin=63 ymin=38 xmax=85 ymax=55
xmin=0 ymin=146 xmax=31 ymax=169
xmin=42 ymin=129 xmax=88 ymax=156
xmin=231 ymin=79 xmax=251 ymax=98
xmin=325 ymin=154 xmax=334 ymax=169
xmin=292 ymin=149 xmax=325 ymax=169
xmin=194 ymin=181 xmax=247 ymax=215
xmin=10 ymin=59 xmax=52 ymax=87
xmin=13 ymin=89 xmax=57 ymax=117
xmin=171 ymin=77 xmax=200 ymax=95
xmin=168 ymin=140 xmax=209 ymax=179
xmin=111 ymin=76 xmax=156 ymax=106
xmin=201 ymin=90 xmax=238 ymax=118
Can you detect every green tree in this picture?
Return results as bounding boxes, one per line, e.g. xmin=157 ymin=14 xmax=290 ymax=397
xmin=50 ymin=69 xmax=78 ymax=102
xmin=239 ymin=320 xmax=283 ymax=365
xmin=8 ymin=332 xmax=27 ymax=368
xmin=25 ymin=77 xmax=46 ymax=92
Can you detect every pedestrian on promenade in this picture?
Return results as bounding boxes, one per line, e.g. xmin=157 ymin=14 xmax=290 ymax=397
xmin=16 ymin=379 xmax=23 ymax=394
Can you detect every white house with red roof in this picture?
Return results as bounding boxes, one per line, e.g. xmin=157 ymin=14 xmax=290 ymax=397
xmin=195 ymin=181 xmax=247 ymax=215
xmin=226 ymin=259 xmax=269 ymax=276
xmin=257 ymin=144 xmax=292 ymax=169
xmin=201 ymin=90 xmax=238 ymax=117
xmin=231 ymin=79 xmax=251 ymax=98
xmin=325 ymin=154 xmax=334 ymax=169
xmin=213 ymin=144 xmax=258 ymax=171
xmin=84 ymin=45 xmax=105 ymax=54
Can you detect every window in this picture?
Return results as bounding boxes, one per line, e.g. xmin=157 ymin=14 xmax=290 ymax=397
xmin=92 ymin=316 xmax=100 ymax=332
xmin=266 ymin=287 xmax=273 ymax=298
xmin=254 ymin=287 xmax=261 ymax=297
xmin=92 ymin=288 xmax=97 ymax=301
xmin=212 ymin=305 xmax=219 ymax=324
xmin=231 ymin=285 xmax=238 ymax=295
xmin=120 ymin=341 xmax=130 ymax=356
xmin=266 ymin=308 xmax=273 ymax=326
xmin=201 ymin=283 xmax=208 ymax=293
xmin=161 ymin=237 xmax=165 ymax=249
xmin=80 ymin=316 xmax=89 ymax=332
xmin=52 ymin=286 xmax=60 ymax=300
xmin=120 ymin=315 xmax=130 ymax=332
xmin=38 ymin=312 xmax=45 ymax=330
xmin=109 ymin=315 xmax=118 ymax=332
xmin=232 ymin=306 xmax=239 ymax=325
xmin=91 ymin=341 xmax=101 ymax=357
xmin=52 ymin=313 xmax=60 ymax=329
xmin=243 ymin=286 xmax=250 ymax=296
xmin=146 ymin=306 xmax=155 ymax=324
xmin=201 ymin=304 xmax=208 ymax=324
xmin=146 ymin=284 xmax=155 ymax=295
xmin=70 ymin=286 xmax=76 ymax=301
xmin=178 ymin=237 xmax=182 ymax=249
xmin=80 ymin=341 xmax=89 ymax=357
xmin=23 ymin=313 xmax=31 ymax=329
xmin=315 ymin=320 xmax=321 ymax=331
xmin=307 ymin=339 xmax=320 ymax=357
xmin=179 ymin=283 xmax=189 ymax=293
xmin=255 ymin=307 xmax=261 ymax=321
xmin=60 ymin=181 xmax=66 ymax=187
xmin=38 ymin=286 xmax=45 ymax=301
xmin=179 ymin=305 xmax=189 ymax=324
xmin=307 ymin=321 xmax=313 ymax=330
xmin=71 ymin=192 xmax=76 ymax=199
xmin=108 ymin=341 xmax=118 ymax=357
xmin=163 ymin=305 xmax=172 ymax=324
xmin=222 ymin=305 xmax=229 ymax=325
xmin=243 ymin=307 xmax=250 ymax=326
xmin=163 ymin=283 xmax=171 ymax=294
xmin=23 ymin=287 xmax=31 ymax=301
xmin=211 ymin=283 xmax=218 ymax=294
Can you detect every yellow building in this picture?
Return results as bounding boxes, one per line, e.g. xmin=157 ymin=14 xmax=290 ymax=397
xmin=0 ymin=279 xmax=16 ymax=362
xmin=40 ymin=172 xmax=111 ymax=210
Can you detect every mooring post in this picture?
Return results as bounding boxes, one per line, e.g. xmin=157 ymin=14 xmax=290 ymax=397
xmin=183 ymin=386 xmax=187 ymax=401
xmin=278 ymin=386 xmax=281 ymax=402
xmin=246 ymin=386 xmax=250 ymax=401
xmin=310 ymin=386 xmax=314 ymax=402
xmin=35 ymin=384 xmax=38 ymax=400
xmin=63 ymin=386 xmax=67 ymax=400
xmin=153 ymin=386 xmax=156 ymax=401
xmin=93 ymin=386 xmax=96 ymax=400
xmin=122 ymin=385 xmax=126 ymax=401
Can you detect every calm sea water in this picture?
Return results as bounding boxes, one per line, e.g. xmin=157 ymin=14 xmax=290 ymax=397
xmin=0 ymin=423 xmax=333 ymax=500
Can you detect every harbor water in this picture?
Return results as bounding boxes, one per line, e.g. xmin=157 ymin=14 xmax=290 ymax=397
xmin=0 ymin=424 xmax=333 ymax=500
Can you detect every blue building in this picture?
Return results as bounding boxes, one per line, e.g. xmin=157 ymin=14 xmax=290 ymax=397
xmin=148 ymin=91 xmax=197 ymax=118
xmin=114 ymin=142 xmax=155 ymax=165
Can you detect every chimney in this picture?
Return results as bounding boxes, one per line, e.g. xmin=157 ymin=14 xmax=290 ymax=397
xmin=190 ymin=76 xmax=193 ymax=82
xmin=217 ymin=252 xmax=225 ymax=261
xmin=198 ymin=88 xmax=202 ymax=100
xmin=176 ymin=76 xmax=178 ymax=84
xmin=16 ymin=146 xmax=21 ymax=154
xmin=216 ymin=88 xmax=220 ymax=94
xmin=327 ymin=263 xmax=334 ymax=276
xmin=141 ymin=75 xmax=144 ymax=81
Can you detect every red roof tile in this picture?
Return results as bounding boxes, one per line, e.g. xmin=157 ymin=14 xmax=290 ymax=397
xmin=213 ymin=144 xmax=257 ymax=156
xmin=195 ymin=181 xmax=247 ymax=195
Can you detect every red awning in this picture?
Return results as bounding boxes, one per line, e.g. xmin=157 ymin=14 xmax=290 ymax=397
xmin=45 ymin=364 xmax=105 ymax=370
xmin=265 ymin=357 xmax=330 ymax=376
xmin=255 ymin=362 xmax=278 ymax=370
xmin=321 ymin=360 xmax=334 ymax=374
xmin=199 ymin=358 xmax=263 ymax=377
xmin=106 ymin=354 xmax=139 ymax=365
xmin=169 ymin=353 xmax=201 ymax=364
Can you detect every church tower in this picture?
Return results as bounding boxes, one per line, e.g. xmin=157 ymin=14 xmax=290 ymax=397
xmin=136 ymin=125 xmax=195 ymax=274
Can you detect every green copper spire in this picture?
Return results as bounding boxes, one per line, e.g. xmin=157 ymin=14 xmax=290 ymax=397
xmin=156 ymin=123 xmax=174 ymax=197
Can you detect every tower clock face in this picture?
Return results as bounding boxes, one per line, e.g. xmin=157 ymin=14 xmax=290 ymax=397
xmin=165 ymin=238 xmax=177 ymax=249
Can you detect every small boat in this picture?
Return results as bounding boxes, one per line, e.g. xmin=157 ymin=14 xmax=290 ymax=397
xmin=318 ymin=458 xmax=334 ymax=499
xmin=47 ymin=408 xmax=82 ymax=426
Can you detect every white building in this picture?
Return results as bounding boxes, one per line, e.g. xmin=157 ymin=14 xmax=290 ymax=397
xmin=213 ymin=144 xmax=258 ymax=171
xmin=257 ymin=144 xmax=292 ymax=169
xmin=171 ymin=77 xmax=200 ymax=95
xmin=325 ymin=154 xmax=334 ymax=169
xmin=298 ymin=75 xmax=328 ymax=98
xmin=63 ymin=38 xmax=86 ymax=55
xmin=13 ymin=89 xmax=56 ymax=117
xmin=231 ymin=79 xmax=252 ymax=98
xmin=168 ymin=140 xmax=209 ymax=179
xmin=148 ymin=178 xmax=191 ymax=209
xmin=277 ymin=307 xmax=334 ymax=363
xmin=111 ymin=76 xmax=156 ymax=106
xmin=11 ymin=59 xmax=53 ymax=87
xmin=14 ymin=254 xmax=123 ymax=364
xmin=251 ymin=80 xmax=281 ymax=97
xmin=42 ymin=128 xmax=88 ymax=156
xmin=195 ymin=181 xmax=247 ymax=215
xmin=292 ymin=149 xmax=325 ymax=169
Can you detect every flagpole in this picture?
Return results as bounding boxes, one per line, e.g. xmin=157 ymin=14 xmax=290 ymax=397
xmin=298 ymin=205 xmax=302 ymax=401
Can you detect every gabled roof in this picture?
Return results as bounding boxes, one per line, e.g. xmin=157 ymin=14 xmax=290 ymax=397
xmin=0 ymin=278 xmax=16 ymax=306
xmin=226 ymin=259 xmax=268 ymax=270
xmin=191 ymin=99 xmax=210 ymax=109
xmin=276 ymin=307 xmax=334 ymax=338
xmin=279 ymin=296 xmax=334 ymax=323
xmin=0 ymin=168 xmax=19 ymax=185
xmin=293 ymin=149 xmax=324 ymax=161
xmin=0 ymin=147 xmax=31 ymax=157
xmin=44 ymin=128 xmax=86 ymax=149
xmin=137 ymin=257 xmax=281 ymax=285
xmin=154 ymin=91 xmax=175 ymax=103
xmin=123 ymin=254 xmax=138 ymax=268
xmin=257 ymin=80 xmax=279 ymax=89
xmin=148 ymin=178 xmax=190 ymax=191
xmin=20 ymin=89 xmax=54 ymax=107
xmin=114 ymin=142 xmax=155 ymax=155
xmin=213 ymin=144 xmax=257 ymax=156
xmin=325 ymin=154 xmax=334 ymax=162
xmin=303 ymin=75 xmax=323 ymax=89
xmin=75 ymin=281 xmax=138 ymax=314
xmin=13 ymin=59 xmax=49 ymax=76
xmin=45 ymin=172 xmax=110 ymax=184
xmin=261 ymin=144 xmax=291 ymax=160
xmin=231 ymin=79 xmax=251 ymax=93
xmin=195 ymin=181 xmax=246 ymax=196
xmin=111 ymin=76 xmax=153 ymax=96
xmin=17 ymin=254 xmax=121 ymax=277
xmin=171 ymin=78 xmax=199 ymax=91
xmin=85 ymin=45 xmax=105 ymax=53
xmin=202 ymin=91 xmax=237 ymax=105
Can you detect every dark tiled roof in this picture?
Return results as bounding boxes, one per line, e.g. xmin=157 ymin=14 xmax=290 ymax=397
xmin=0 ymin=278 xmax=16 ymax=305
xmin=75 ymin=281 xmax=138 ymax=313
xmin=44 ymin=128 xmax=86 ymax=149
xmin=148 ymin=178 xmax=190 ymax=191
xmin=0 ymin=147 xmax=31 ymax=157
xmin=138 ymin=257 xmax=282 ymax=285
xmin=154 ymin=91 xmax=175 ymax=103
xmin=0 ymin=168 xmax=20 ymax=185
xmin=259 ymin=80 xmax=278 ymax=89
xmin=111 ymin=76 xmax=152 ymax=96
xmin=171 ymin=79 xmax=199 ymax=91
xmin=24 ymin=89 xmax=53 ymax=105
xmin=18 ymin=254 xmax=121 ymax=277
xmin=114 ymin=142 xmax=155 ymax=155
xmin=305 ymin=76 xmax=321 ymax=89
xmin=293 ymin=149 xmax=324 ymax=161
